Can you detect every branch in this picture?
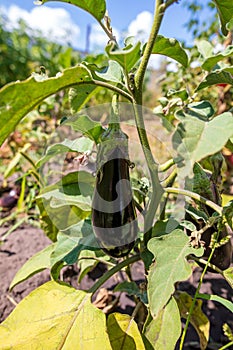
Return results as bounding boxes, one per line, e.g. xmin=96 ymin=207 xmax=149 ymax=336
xmin=88 ymin=254 xmax=141 ymax=294
xmin=165 ymin=187 xmax=223 ymax=215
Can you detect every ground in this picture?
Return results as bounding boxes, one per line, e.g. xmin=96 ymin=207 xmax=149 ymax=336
xmin=0 ymin=223 xmax=232 ymax=349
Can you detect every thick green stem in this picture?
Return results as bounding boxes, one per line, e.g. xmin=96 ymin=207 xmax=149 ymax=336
xmin=88 ymin=254 xmax=140 ymax=294
xmin=134 ymin=0 xmax=164 ymax=99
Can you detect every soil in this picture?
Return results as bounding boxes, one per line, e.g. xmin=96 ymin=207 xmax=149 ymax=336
xmin=0 ymin=224 xmax=233 ymax=349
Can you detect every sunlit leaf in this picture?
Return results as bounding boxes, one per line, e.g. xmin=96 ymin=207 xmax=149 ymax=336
xmin=95 ymin=60 xmax=124 ymax=84
xmin=151 ymin=35 xmax=188 ymax=68
xmin=143 ymin=297 xmax=181 ymax=350
xmin=202 ymin=45 xmax=233 ymax=71
xmin=0 ymin=64 xmax=93 ymax=145
xmin=107 ymin=313 xmax=145 ymax=350
xmin=213 ymin=0 xmax=233 ymax=36
xmin=173 ymin=109 xmax=233 ymax=174
xmin=36 ymin=0 xmax=106 ymax=22
xmin=37 ymin=137 xmax=94 ymax=167
xmin=223 ymin=267 xmax=233 ymax=288
xmin=69 ymin=84 xmax=98 ymax=113
xmin=64 ymin=114 xmax=105 ymax=144
xmin=174 ymin=291 xmax=210 ymax=350
xmin=147 ymin=230 xmax=204 ymax=317
xmin=106 ymin=40 xmax=141 ymax=72
xmin=0 ymin=281 xmax=112 ymax=349
xmin=197 ymin=68 xmax=233 ymax=90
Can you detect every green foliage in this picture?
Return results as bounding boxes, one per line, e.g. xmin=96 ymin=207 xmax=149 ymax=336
xmin=0 ymin=0 xmax=233 ymax=348
xmin=147 ymin=230 xmax=204 ymax=318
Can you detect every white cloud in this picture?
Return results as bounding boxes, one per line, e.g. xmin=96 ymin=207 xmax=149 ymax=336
xmin=3 ymin=5 xmax=80 ymax=48
xmin=127 ymin=11 xmax=153 ymax=43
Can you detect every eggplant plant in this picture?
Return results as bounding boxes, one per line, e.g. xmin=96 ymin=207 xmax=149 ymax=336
xmin=0 ymin=0 xmax=233 ymax=349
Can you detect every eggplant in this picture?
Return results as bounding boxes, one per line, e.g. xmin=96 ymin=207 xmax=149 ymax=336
xmin=92 ymin=126 xmax=138 ymax=257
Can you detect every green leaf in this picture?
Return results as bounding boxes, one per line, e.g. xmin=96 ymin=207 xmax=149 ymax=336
xmin=114 ymin=281 xmax=148 ymax=304
xmin=77 ymin=250 xmax=98 ymax=283
xmin=223 ymin=200 xmax=233 ymax=229
xmin=95 ymin=60 xmax=124 ymax=84
xmin=0 ymin=281 xmax=112 ymax=349
xmin=176 ymin=101 xmax=215 ymax=121
xmin=105 ymin=40 xmax=141 ymax=72
xmin=173 ymin=110 xmax=233 ymax=172
xmin=202 ymin=45 xmax=233 ymax=71
xmin=213 ymin=0 xmax=233 ymax=36
xmin=37 ymin=137 xmax=94 ymax=167
xmin=10 ymin=244 xmax=55 ymax=291
xmin=4 ymin=143 xmax=30 ymax=179
xmin=37 ymin=0 xmax=106 ymax=22
xmin=50 ymin=220 xmax=99 ymax=266
xmin=223 ymin=267 xmax=233 ymax=288
xmin=69 ymin=84 xmax=98 ymax=113
xmin=64 ymin=114 xmax=105 ymax=144
xmin=147 ymin=229 xmax=204 ymax=317
xmin=10 ymin=244 xmax=55 ymax=290
xmin=151 ymin=35 xmax=188 ymax=68
xmin=174 ymin=291 xmax=210 ymax=350
xmin=197 ymin=293 xmax=233 ymax=313
xmin=107 ymin=312 xmax=145 ymax=350
xmin=0 ymin=64 xmax=93 ymax=146
xmin=197 ymin=68 xmax=233 ymax=90
xmin=143 ymin=297 xmax=181 ymax=350
xmin=196 ymin=40 xmax=214 ymax=59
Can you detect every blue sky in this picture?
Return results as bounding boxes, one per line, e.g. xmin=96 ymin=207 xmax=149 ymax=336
xmin=0 ymin=0 xmax=213 ymax=53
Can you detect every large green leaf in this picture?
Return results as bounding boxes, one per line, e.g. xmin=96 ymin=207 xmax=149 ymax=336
xmin=213 ymin=0 xmax=233 ymax=36
xmin=10 ymin=244 xmax=55 ymax=291
xmin=0 ymin=281 xmax=112 ymax=349
xmin=202 ymin=45 xmax=233 ymax=71
xmin=197 ymin=68 xmax=233 ymax=90
xmin=173 ymin=109 xmax=233 ymax=173
xmin=143 ymin=297 xmax=181 ymax=350
xmin=105 ymin=40 xmax=141 ymax=72
xmin=174 ymin=291 xmax=210 ymax=350
xmin=37 ymin=0 xmax=106 ymax=22
xmin=107 ymin=313 xmax=145 ymax=350
xmin=37 ymin=137 xmax=94 ymax=167
xmin=147 ymin=230 xmax=204 ymax=318
xmin=151 ymin=35 xmax=188 ymax=68
xmin=0 ymin=64 xmax=93 ymax=145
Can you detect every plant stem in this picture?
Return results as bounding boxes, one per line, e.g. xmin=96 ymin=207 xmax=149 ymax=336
xmin=88 ymin=254 xmax=141 ymax=294
xmin=134 ymin=0 xmax=164 ymax=99
xmin=158 ymin=158 xmax=175 ymax=172
xmin=179 ymin=245 xmax=216 ymax=349
xmin=89 ymin=80 xmax=133 ymax=102
xmin=165 ymin=187 xmax=223 ymax=215
xmin=191 ymin=256 xmax=223 ymax=275
xmin=219 ymin=341 xmax=233 ymax=350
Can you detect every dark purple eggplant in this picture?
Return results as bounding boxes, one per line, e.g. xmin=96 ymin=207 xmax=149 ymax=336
xmin=92 ymin=126 xmax=138 ymax=257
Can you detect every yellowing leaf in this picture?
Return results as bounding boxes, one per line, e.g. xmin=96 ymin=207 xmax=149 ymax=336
xmin=107 ymin=312 xmax=145 ymax=350
xmin=143 ymin=297 xmax=181 ymax=350
xmin=0 ymin=281 xmax=111 ymax=350
xmin=174 ymin=291 xmax=210 ymax=350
